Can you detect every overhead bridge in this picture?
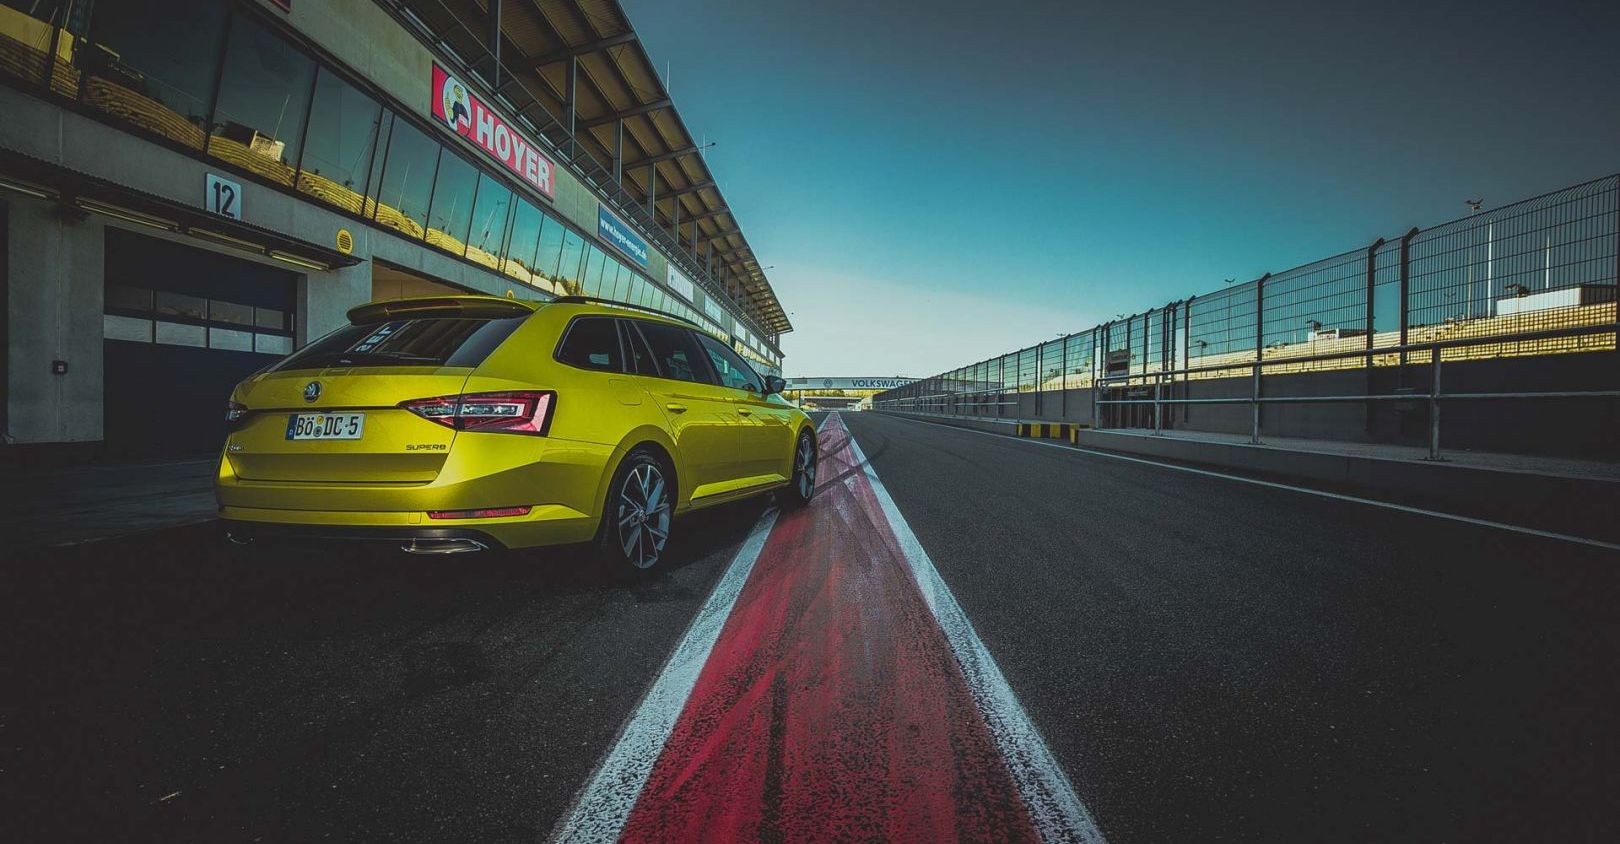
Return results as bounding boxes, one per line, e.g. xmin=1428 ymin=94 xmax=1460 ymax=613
xmin=783 ymin=376 xmax=915 ymax=410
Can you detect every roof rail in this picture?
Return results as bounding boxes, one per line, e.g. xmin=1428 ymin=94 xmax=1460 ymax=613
xmin=548 ymin=296 xmax=706 ymax=331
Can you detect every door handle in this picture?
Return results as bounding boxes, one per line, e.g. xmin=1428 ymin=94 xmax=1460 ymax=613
xmin=737 ymin=408 xmax=752 ymax=416
xmin=665 ymin=403 xmax=688 ymax=413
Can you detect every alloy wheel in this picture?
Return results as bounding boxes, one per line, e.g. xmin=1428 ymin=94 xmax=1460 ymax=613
xmin=795 ymin=436 xmax=817 ymax=500
xmin=616 ymin=462 xmax=671 ymax=569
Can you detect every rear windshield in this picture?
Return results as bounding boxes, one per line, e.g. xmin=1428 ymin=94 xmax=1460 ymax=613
xmin=271 ymin=316 xmax=526 ymax=371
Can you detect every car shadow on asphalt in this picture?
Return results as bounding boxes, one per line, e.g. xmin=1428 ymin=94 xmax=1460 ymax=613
xmin=6 ymin=492 xmax=777 ymax=651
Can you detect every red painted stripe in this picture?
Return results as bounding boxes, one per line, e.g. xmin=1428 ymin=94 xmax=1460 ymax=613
xmin=620 ymin=416 xmax=1040 ymax=843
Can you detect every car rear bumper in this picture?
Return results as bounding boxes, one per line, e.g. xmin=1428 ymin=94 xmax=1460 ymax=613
xmin=214 ymin=434 xmax=614 ymax=550
xmin=218 ymin=503 xmax=599 ymax=550
xmin=220 ymin=519 xmax=506 ymax=553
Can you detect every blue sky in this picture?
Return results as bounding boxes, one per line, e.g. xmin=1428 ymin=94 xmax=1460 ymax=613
xmin=621 ymin=0 xmax=1620 ymax=377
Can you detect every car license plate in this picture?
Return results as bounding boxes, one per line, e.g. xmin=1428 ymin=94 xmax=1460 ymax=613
xmin=285 ymin=412 xmax=365 ymax=440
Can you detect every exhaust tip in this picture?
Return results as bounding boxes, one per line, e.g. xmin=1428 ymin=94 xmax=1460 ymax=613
xmin=401 ymin=537 xmax=490 ymax=555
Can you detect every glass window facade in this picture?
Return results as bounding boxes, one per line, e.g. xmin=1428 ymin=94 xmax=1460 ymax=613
xmin=1 ymin=0 xmax=73 ymax=26
xmin=580 ymin=247 xmax=606 ymax=297
xmin=603 ymin=257 xmax=625 ymax=300
xmin=465 ymin=174 xmax=512 ymax=269
xmin=534 ymin=213 xmax=566 ymax=282
xmin=371 ymin=117 xmax=438 ymax=239
xmin=208 ymin=13 xmax=316 ymax=186
xmin=82 ymin=0 xmax=229 ymax=150
xmin=0 ymin=0 xmax=81 ymax=93
xmin=425 ymin=149 xmax=478 ymax=253
xmin=298 ymin=68 xmax=384 ymax=215
xmin=556 ymin=231 xmax=586 ymax=295
xmin=502 ymin=199 xmax=545 ymax=284
xmin=0 ymin=0 xmax=778 ymax=359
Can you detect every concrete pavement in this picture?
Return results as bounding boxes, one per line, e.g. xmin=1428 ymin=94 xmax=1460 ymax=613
xmin=9 ymin=457 xmax=218 ymax=549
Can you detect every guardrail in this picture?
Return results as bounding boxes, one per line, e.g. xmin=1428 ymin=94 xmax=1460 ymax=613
xmin=876 ymin=320 xmax=1620 ymax=460
xmin=1089 ymin=321 xmax=1620 ymax=460
xmin=875 ymin=173 xmax=1620 ymax=460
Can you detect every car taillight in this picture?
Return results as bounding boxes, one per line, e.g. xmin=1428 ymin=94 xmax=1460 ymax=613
xmin=400 ymin=391 xmax=555 ymax=435
xmin=226 ymin=400 xmax=249 ymax=429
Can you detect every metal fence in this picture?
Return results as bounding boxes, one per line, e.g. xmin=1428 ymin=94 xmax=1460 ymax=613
xmin=873 ymin=174 xmax=1620 ymax=458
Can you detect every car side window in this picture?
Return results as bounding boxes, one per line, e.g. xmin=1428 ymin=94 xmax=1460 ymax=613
xmin=695 ymin=333 xmax=761 ymax=393
xmin=633 ymin=321 xmax=713 ymax=385
xmin=618 ymin=319 xmax=660 ymax=377
xmin=555 ymin=316 xmax=623 ymax=371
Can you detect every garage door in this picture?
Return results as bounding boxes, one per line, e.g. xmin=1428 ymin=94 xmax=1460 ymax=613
xmin=101 ymin=229 xmax=296 ymax=458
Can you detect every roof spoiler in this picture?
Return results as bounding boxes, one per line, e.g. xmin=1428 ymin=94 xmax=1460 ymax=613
xmin=549 ymin=295 xmax=704 ymax=330
xmin=346 ymin=296 xmax=537 ymax=324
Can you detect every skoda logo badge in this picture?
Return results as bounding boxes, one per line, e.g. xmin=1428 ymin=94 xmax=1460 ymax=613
xmin=303 ymin=381 xmax=322 ymax=403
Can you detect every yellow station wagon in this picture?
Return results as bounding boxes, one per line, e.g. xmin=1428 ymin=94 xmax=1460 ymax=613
xmin=216 ymin=296 xmax=816 ymax=572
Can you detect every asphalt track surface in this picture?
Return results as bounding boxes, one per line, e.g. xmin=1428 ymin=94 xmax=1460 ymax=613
xmin=6 ymin=410 xmax=1619 ymax=842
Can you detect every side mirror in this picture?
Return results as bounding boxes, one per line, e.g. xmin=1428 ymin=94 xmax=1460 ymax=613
xmin=762 ymin=375 xmax=786 ymax=395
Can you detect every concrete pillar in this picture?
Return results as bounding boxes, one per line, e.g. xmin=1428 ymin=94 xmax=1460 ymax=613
xmin=5 ymin=199 xmax=104 ymax=445
xmin=297 ymin=260 xmax=372 ymax=347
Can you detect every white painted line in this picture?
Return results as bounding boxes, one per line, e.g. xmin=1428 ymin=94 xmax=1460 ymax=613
xmin=835 ymin=412 xmax=1109 ymax=844
xmin=891 ymin=414 xmax=1620 ymax=554
xmin=548 ymin=507 xmax=780 ymax=844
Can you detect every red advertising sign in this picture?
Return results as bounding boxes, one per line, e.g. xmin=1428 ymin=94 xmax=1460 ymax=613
xmin=430 ymin=64 xmax=556 ymax=199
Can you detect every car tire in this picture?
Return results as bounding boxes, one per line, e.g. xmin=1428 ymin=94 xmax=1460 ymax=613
xmin=595 ymin=448 xmax=674 ymax=574
xmin=782 ymin=430 xmax=817 ymax=509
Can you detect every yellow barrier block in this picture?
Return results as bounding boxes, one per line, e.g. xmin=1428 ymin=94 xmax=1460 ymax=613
xmin=1016 ymin=423 xmax=1075 ymax=440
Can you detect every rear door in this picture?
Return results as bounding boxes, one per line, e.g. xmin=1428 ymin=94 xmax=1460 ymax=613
xmin=226 ymin=314 xmax=526 ymax=483
xmin=626 ymin=320 xmax=744 ymax=500
xmin=692 ymin=332 xmax=790 ymax=479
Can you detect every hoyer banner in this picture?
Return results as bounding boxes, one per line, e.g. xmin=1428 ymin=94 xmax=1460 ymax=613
xmin=431 ymin=64 xmax=556 ymax=199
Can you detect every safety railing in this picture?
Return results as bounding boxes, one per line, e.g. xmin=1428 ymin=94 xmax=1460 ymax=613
xmin=1090 ymin=321 xmax=1620 ymax=460
xmin=874 ymin=172 xmax=1620 ymax=458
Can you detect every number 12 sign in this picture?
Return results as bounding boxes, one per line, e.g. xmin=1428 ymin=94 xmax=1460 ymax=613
xmin=205 ymin=173 xmax=242 ymax=221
